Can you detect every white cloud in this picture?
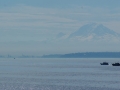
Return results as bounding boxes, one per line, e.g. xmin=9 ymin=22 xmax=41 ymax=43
xmin=0 ymin=5 xmax=120 ymax=55
xmin=0 ymin=5 xmax=120 ymax=39
xmin=1 ymin=5 xmax=120 ymax=32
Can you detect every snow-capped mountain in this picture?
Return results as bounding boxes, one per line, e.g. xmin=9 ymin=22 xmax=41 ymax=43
xmin=68 ymin=23 xmax=120 ymax=41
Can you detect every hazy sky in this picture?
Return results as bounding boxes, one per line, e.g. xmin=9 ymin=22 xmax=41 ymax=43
xmin=0 ymin=0 xmax=120 ymax=56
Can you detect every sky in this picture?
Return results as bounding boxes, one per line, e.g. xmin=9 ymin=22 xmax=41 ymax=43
xmin=0 ymin=0 xmax=120 ymax=56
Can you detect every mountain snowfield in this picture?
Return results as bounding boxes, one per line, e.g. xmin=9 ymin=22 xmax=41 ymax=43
xmin=57 ymin=23 xmax=120 ymax=42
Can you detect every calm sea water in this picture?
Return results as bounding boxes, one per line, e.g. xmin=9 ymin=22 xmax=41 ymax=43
xmin=0 ymin=58 xmax=120 ymax=90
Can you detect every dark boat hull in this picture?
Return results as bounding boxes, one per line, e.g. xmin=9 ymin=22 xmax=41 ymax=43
xmin=100 ymin=63 xmax=108 ymax=65
xmin=112 ymin=64 xmax=120 ymax=66
xmin=100 ymin=62 xmax=109 ymax=65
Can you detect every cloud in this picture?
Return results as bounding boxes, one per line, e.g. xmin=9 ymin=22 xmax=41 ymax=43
xmin=0 ymin=5 xmax=120 ymax=42
xmin=1 ymin=5 xmax=120 ymax=32
xmin=1 ymin=5 xmax=120 ymax=34
xmin=3 ymin=1 xmax=120 ymax=57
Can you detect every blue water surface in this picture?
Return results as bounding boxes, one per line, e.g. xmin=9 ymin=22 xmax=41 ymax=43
xmin=0 ymin=58 xmax=120 ymax=90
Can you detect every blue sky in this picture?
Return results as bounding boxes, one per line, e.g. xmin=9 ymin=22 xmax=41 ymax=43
xmin=0 ymin=0 xmax=120 ymax=56
xmin=0 ymin=0 xmax=120 ymax=8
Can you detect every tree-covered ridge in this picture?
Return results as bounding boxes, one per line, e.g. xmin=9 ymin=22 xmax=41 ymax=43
xmin=42 ymin=52 xmax=120 ymax=58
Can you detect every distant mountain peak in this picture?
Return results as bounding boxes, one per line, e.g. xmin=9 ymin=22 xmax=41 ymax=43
xmin=68 ymin=23 xmax=120 ymax=41
xmin=56 ymin=32 xmax=65 ymax=38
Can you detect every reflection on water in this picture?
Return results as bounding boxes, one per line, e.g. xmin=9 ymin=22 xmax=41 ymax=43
xmin=0 ymin=58 xmax=120 ymax=90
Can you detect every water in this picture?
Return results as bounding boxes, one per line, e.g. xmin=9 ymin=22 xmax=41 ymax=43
xmin=0 ymin=58 xmax=120 ymax=90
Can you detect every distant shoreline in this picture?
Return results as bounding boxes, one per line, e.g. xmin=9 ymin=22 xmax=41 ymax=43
xmin=42 ymin=52 xmax=120 ymax=58
xmin=0 ymin=52 xmax=120 ymax=58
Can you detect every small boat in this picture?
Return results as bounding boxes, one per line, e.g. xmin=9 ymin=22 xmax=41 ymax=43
xmin=112 ymin=63 xmax=120 ymax=66
xmin=100 ymin=62 xmax=109 ymax=65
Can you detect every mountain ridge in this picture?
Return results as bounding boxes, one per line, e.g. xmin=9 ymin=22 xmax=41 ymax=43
xmin=56 ymin=23 xmax=120 ymax=42
xmin=41 ymin=52 xmax=120 ymax=58
xmin=69 ymin=23 xmax=120 ymax=38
